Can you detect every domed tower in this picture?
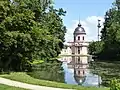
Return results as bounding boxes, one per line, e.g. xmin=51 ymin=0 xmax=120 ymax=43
xmin=66 ymin=20 xmax=89 ymax=65
xmin=74 ymin=23 xmax=86 ymax=42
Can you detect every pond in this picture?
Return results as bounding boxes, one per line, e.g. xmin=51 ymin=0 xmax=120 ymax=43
xmin=28 ymin=56 xmax=120 ymax=87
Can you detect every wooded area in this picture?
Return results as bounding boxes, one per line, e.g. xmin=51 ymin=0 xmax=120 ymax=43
xmin=0 ymin=0 xmax=66 ymax=72
xmin=89 ymin=0 xmax=120 ymax=60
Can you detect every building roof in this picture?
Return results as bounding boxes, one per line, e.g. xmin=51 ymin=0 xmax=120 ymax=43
xmin=74 ymin=23 xmax=86 ymax=35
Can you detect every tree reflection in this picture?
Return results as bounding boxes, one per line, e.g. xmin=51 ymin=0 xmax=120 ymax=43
xmin=89 ymin=60 xmax=120 ymax=86
xmin=28 ymin=60 xmax=65 ymax=83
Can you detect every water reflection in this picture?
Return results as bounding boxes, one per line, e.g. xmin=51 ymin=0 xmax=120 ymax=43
xmin=28 ymin=62 xmax=65 ymax=83
xmin=60 ymin=56 xmax=102 ymax=86
xmin=89 ymin=60 xmax=120 ymax=86
xmin=29 ymin=57 xmax=120 ymax=87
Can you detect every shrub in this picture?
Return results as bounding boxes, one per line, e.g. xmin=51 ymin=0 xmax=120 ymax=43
xmin=110 ymin=79 xmax=120 ymax=90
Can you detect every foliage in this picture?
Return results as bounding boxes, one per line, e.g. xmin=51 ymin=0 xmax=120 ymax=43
xmin=0 ymin=72 xmax=109 ymax=90
xmin=0 ymin=0 xmax=66 ymax=72
xmin=99 ymin=0 xmax=120 ymax=59
xmin=89 ymin=0 xmax=120 ymax=60
xmin=110 ymin=79 xmax=120 ymax=90
xmin=88 ymin=41 xmax=104 ymax=55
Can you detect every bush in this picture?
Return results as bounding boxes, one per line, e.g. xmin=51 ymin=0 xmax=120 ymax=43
xmin=110 ymin=79 xmax=120 ymax=90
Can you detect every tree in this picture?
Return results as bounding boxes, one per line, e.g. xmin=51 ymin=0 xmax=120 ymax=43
xmin=0 ymin=0 xmax=10 ymax=23
xmin=96 ymin=0 xmax=120 ymax=59
xmin=0 ymin=0 xmax=66 ymax=72
xmin=88 ymin=41 xmax=104 ymax=55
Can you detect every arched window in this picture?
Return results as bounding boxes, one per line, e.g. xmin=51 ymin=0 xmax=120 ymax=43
xmin=83 ymin=36 xmax=84 ymax=40
xmin=78 ymin=57 xmax=80 ymax=63
xmin=78 ymin=71 xmax=80 ymax=74
xmin=78 ymin=36 xmax=80 ymax=40
xmin=83 ymin=70 xmax=85 ymax=75
xmin=78 ymin=47 xmax=81 ymax=54
xmin=78 ymin=50 xmax=80 ymax=54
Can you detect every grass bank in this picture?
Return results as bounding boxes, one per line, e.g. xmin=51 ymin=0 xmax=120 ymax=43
xmin=0 ymin=72 xmax=109 ymax=90
xmin=0 ymin=84 xmax=27 ymax=90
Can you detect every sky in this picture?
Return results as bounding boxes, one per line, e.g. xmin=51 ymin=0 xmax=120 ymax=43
xmin=54 ymin=0 xmax=114 ymax=42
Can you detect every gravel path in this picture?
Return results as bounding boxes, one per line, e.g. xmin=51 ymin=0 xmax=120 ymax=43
xmin=0 ymin=77 xmax=72 ymax=90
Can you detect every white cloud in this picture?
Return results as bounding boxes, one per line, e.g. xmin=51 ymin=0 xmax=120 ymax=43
xmin=65 ymin=16 xmax=104 ymax=43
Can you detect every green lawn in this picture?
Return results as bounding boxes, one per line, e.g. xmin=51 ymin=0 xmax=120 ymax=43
xmin=0 ymin=72 xmax=109 ymax=90
xmin=0 ymin=84 xmax=27 ymax=90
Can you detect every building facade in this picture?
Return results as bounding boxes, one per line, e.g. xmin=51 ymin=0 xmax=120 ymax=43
xmin=60 ymin=22 xmax=90 ymax=63
xmin=69 ymin=23 xmax=88 ymax=55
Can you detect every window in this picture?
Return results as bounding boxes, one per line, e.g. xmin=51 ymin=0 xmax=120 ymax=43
xmin=78 ymin=57 xmax=80 ymax=63
xmin=78 ymin=36 xmax=80 ymax=40
xmin=83 ymin=36 xmax=84 ymax=40
xmin=78 ymin=50 xmax=80 ymax=54
xmin=78 ymin=71 xmax=80 ymax=74
xmin=78 ymin=47 xmax=80 ymax=54
xmin=83 ymin=70 xmax=85 ymax=75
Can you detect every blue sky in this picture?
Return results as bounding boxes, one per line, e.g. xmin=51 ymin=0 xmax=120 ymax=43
xmin=54 ymin=0 xmax=114 ymax=42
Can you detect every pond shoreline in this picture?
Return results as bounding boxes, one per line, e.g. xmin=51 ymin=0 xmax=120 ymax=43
xmin=0 ymin=72 xmax=109 ymax=90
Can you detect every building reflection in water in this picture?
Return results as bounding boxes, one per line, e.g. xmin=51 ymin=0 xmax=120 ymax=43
xmin=67 ymin=56 xmax=88 ymax=85
xmin=61 ymin=56 xmax=102 ymax=86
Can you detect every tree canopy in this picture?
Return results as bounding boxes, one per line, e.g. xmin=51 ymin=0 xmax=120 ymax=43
xmin=0 ymin=0 xmax=66 ymax=72
xmin=89 ymin=0 xmax=120 ymax=60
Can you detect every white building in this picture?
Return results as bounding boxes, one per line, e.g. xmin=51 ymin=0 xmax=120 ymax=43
xmin=60 ymin=22 xmax=90 ymax=63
